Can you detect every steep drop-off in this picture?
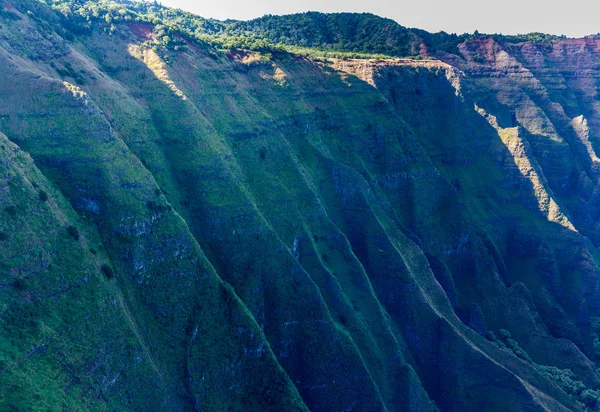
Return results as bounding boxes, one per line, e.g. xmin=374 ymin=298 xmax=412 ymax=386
xmin=3 ymin=1 xmax=600 ymax=411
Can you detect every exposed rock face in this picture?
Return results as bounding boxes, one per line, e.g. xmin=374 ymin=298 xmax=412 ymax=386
xmin=3 ymin=3 xmax=600 ymax=411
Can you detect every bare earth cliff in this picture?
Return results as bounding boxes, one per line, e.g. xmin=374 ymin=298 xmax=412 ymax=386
xmin=3 ymin=1 xmax=600 ymax=411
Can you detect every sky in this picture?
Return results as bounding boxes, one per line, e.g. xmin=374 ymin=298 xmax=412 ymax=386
xmin=158 ymin=0 xmax=598 ymax=38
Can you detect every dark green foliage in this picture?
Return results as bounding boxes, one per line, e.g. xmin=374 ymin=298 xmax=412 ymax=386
xmin=5 ymin=205 xmax=17 ymax=216
xmin=146 ymin=200 xmax=169 ymax=213
xmin=89 ymin=247 xmax=97 ymax=254
xmin=38 ymin=0 xmax=226 ymax=49
xmin=227 ymin=12 xmax=422 ymax=57
xmin=153 ymin=24 xmax=186 ymax=50
xmin=100 ymin=264 xmax=113 ymax=279
xmin=497 ymin=329 xmax=533 ymax=363
xmin=15 ymin=0 xmax=569 ymax=61
xmin=13 ymin=278 xmax=30 ymax=291
xmin=0 ymin=231 xmax=6 ymax=240
xmin=580 ymin=389 xmax=600 ymax=409
xmin=220 ymin=12 xmax=566 ymax=58
xmin=491 ymin=32 xmax=566 ymax=43
xmin=536 ymin=365 xmax=585 ymax=397
xmin=489 ymin=329 xmax=600 ymax=406
xmin=38 ymin=189 xmax=48 ymax=201
xmin=49 ymin=61 xmax=86 ymax=83
xmin=67 ymin=225 xmax=80 ymax=240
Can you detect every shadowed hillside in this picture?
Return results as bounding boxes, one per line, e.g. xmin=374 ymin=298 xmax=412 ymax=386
xmin=2 ymin=1 xmax=600 ymax=411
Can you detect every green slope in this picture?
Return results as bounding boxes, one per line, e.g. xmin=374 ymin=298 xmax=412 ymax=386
xmin=2 ymin=1 xmax=600 ymax=411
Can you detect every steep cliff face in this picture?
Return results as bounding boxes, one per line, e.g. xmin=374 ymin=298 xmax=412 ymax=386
xmin=3 ymin=2 xmax=600 ymax=411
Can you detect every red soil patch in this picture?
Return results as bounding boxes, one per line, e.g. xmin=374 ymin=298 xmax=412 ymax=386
xmin=128 ymin=22 xmax=154 ymax=41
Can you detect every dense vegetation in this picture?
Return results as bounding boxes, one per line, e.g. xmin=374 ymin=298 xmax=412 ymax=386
xmin=226 ymin=12 xmax=423 ymax=57
xmin=225 ymin=12 xmax=568 ymax=58
xmin=488 ymin=330 xmax=600 ymax=410
xmin=3 ymin=0 xmax=573 ymax=60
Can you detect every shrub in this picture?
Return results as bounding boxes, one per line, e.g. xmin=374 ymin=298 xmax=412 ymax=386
xmin=67 ymin=225 xmax=80 ymax=240
xmin=38 ymin=190 xmax=48 ymax=202
xmin=101 ymin=264 xmax=114 ymax=279
xmin=537 ymin=365 xmax=584 ymax=396
xmin=497 ymin=329 xmax=532 ymax=363
xmin=5 ymin=205 xmax=17 ymax=216
xmin=13 ymin=278 xmax=30 ymax=291
xmin=580 ymin=389 xmax=600 ymax=409
xmin=147 ymin=200 xmax=169 ymax=213
xmin=490 ymin=328 xmax=596 ymax=406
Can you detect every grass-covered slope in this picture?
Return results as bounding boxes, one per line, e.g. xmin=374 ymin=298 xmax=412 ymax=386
xmin=2 ymin=1 xmax=600 ymax=411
